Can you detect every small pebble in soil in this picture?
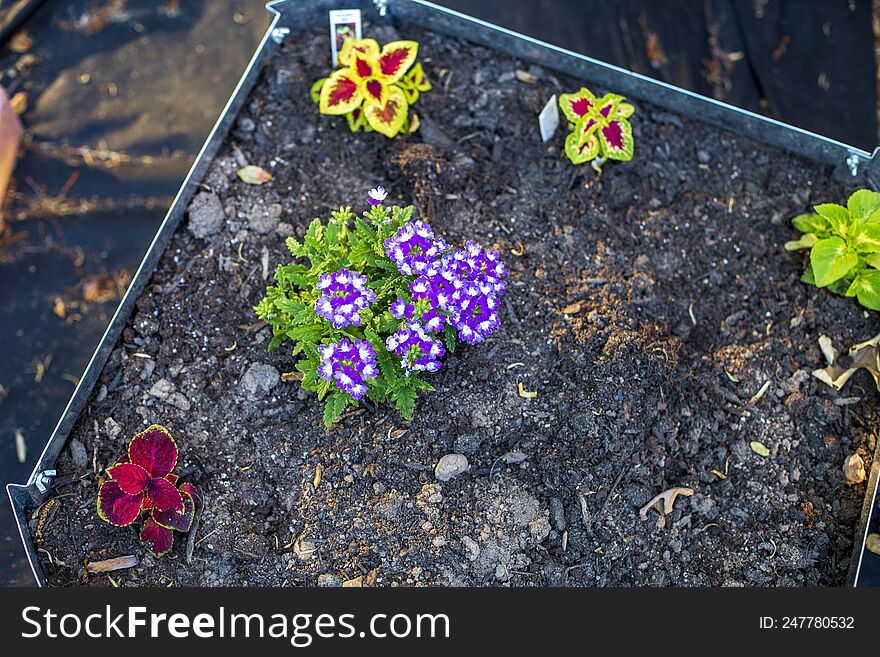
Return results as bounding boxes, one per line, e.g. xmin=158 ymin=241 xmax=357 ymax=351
xmin=435 ymin=453 xmax=469 ymax=481
xmin=240 ymin=362 xmax=280 ymax=399
xmin=186 ymin=191 xmax=225 ymax=239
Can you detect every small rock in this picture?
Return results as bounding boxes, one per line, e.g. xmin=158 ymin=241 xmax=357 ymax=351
xmin=461 ymin=536 xmax=480 ymax=560
xmin=249 ymin=202 xmax=283 ymax=235
xmin=696 ymin=149 xmax=710 ymax=164
xmin=435 ymin=453 xmax=469 ymax=481
xmin=453 ymin=434 xmax=481 ymax=456
xmin=103 ymin=417 xmax=122 ymax=440
xmin=69 ymin=439 xmax=89 ymax=469
xmin=241 ymin=363 xmax=280 ymax=398
xmin=549 ymin=497 xmax=566 ymax=531
xmin=148 ymin=378 xmax=175 ymax=400
xmin=317 ymin=573 xmax=343 ymax=587
xmin=275 ymin=222 xmax=295 ymax=237
xmin=843 ymin=454 xmax=866 ymax=485
xmin=187 ymin=191 xmax=224 ymax=239
xmin=166 ymin=392 xmax=191 ymax=412
xmin=295 ymin=540 xmax=318 ymax=561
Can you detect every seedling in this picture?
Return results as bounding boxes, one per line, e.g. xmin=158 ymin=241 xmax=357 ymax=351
xmin=256 ymin=187 xmax=508 ymax=426
xmin=559 ymin=87 xmax=634 ymax=169
xmin=97 ymin=425 xmax=200 ymax=558
xmin=785 ymin=189 xmax=880 ymax=311
xmin=311 ymin=38 xmax=432 ymax=138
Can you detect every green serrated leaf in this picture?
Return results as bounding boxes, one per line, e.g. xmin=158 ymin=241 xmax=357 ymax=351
xmin=846 ymin=269 xmax=880 ymax=310
xmin=323 ymin=392 xmax=350 ymax=428
xmin=813 ymin=203 xmax=852 ymax=236
xmin=784 ymin=233 xmax=818 ymax=251
xmin=810 ymin=236 xmax=859 ymax=287
xmin=791 ymin=212 xmax=829 ymax=235
xmin=852 ymin=222 xmax=880 ymax=254
xmin=847 ymin=189 xmax=880 ymax=222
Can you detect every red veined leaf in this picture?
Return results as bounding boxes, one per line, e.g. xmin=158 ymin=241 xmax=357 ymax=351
xmin=146 ymin=476 xmax=184 ymax=513
xmin=346 ymin=107 xmax=367 ymax=132
xmin=338 ymin=37 xmax=380 ymax=67
xmin=106 ymin=462 xmax=150 ymax=495
xmin=599 ymin=119 xmax=634 ymax=161
xmin=559 ymin=88 xmax=597 ymax=122
xmin=565 ymin=124 xmax=600 ymax=164
xmin=97 ymin=480 xmax=143 ymax=527
xmin=179 ymin=482 xmax=201 ymax=508
xmin=404 ymin=62 xmax=431 ymax=92
xmin=319 ymin=69 xmax=363 ymax=115
xmin=352 ymin=54 xmax=375 ymax=80
xmin=377 ymin=41 xmax=418 ymax=82
xmin=141 ymin=473 xmax=178 ymax=510
xmin=129 ymin=424 xmax=177 ymax=478
xmin=152 ymin=487 xmax=196 ymax=532
xmin=140 ymin=518 xmax=174 ymax=558
xmin=400 ymin=84 xmax=420 ymax=104
xmin=360 ymin=77 xmax=388 ymax=106
xmin=364 ymin=84 xmax=409 ymax=138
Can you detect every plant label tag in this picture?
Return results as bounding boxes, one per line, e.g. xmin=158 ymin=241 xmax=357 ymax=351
xmin=329 ymin=9 xmax=363 ymax=67
xmin=538 ymin=94 xmax=559 ymax=142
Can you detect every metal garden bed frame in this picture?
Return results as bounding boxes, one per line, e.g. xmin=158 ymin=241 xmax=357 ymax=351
xmin=8 ymin=0 xmax=880 ymax=586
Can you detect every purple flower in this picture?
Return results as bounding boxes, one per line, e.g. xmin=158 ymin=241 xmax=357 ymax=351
xmin=368 ymin=186 xmax=387 ymax=206
xmin=448 ymin=286 xmax=502 ymax=344
xmin=318 ymin=338 xmax=378 ymax=399
xmin=391 ymin=295 xmax=446 ymax=333
xmin=315 ymin=268 xmax=376 ymax=328
xmin=384 ymin=221 xmax=448 ymax=276
xmin=386 ymin=321 xmax=445 ymax=375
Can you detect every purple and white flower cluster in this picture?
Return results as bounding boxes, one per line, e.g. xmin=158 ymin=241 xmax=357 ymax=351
xmin=383 ymin=220 xmax=448 ymax=276
xmin=385 ymin=321 xmax=445 ymax=374
xmin=314 ymin=268 xmax=376 ymax=328
xmin=385 ymin=223 xmax=508 ymax=376
xmin=318 ymin=338 xmax=377 ymax=400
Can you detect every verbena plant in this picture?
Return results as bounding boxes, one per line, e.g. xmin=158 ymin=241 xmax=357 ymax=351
xmin=97 ymin=425 xmax=200 ymax=558
xmin=311 ymin=38 xmax=431 ymax=138
xmin=256 ymin=187 xmax=508 ymax=427
xmin=785 ymin=189 xmax=880 ymax=311
xmin=559 ymin=87 xmax=635 ymax=165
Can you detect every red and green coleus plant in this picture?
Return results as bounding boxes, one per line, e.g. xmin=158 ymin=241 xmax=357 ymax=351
xmin=97 ymin=424 xmax=201 ymax=558
xmin=310 ymin=37 xmax=431 ymax=138
xmin=559 ymin=87 xmax=635 ymax=167
xmin=785 ymin=189 xmax=880 ymax=311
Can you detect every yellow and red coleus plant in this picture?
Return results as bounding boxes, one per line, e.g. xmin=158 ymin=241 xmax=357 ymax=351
xmin=559 ymin=87 xmax=635 ymax=165
xmin=97 ymin=424 xmax=200 ymax=558
xmin=312 ymin=37 xmax=431 ymax=138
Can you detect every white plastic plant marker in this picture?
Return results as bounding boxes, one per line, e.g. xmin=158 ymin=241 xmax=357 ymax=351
xmin=329 ymin=9 xmax=363 ymax=67
xmin=538 ymin=94 xmax=559 ymax=142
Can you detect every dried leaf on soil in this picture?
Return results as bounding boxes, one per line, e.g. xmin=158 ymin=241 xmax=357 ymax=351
xmin=867 ymin=533 xmax=880 ymax=556
xmin=14 ymin=429 xmax=26 ymax=463
xmin=561 ymin=302 xmax=582 ymax=314
xmin=517 ymin=382 xmax=537 ymax=399
xmin=10 ymin=31 xmax=33 ymax=53
xmin=639 ymin=486 xmax=693 ymax=520
xmin=85 ymin=555 xmax=139 ymax=573
xmin=342 ymin=576 xmax=363 ymax=587
xmin=313 ymin=464 xmax=322 ymax=490
xmin=10 ymin=92 xmax=27 ymax=115
xmin=236 ymin=165 xmax=273 ymax=185
xmin=843 ymin=454 xmax=866 ymax=485
xmin=515 ymin=69 xmax=536 ymax=84
xmin=812 ymin=333 xmax=880 ymax=392
xmin=750 ymin=441 xmax=770 ymax=457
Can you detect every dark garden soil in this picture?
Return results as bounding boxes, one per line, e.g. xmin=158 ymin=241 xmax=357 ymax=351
xmin=33 ymin=23 xmax=880 ymax=587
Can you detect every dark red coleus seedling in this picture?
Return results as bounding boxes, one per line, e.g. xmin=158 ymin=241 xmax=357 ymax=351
xmin=97 ymin=424 xmax=200 ymax=558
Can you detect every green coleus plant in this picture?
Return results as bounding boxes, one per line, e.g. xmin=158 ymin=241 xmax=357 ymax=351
xmin=559 ymin=87 xmax=634 ymax=166
xmin=785 ymin=189 xmax=880 ymax=310
xmin=255 ymin=187 xmax=508 ymax=427
xmin=310 ymin=38 xmax=432 ymax=138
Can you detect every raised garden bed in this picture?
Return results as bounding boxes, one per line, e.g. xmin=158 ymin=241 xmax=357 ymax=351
xmin=25 ymin=11 xmax=880 ymax=587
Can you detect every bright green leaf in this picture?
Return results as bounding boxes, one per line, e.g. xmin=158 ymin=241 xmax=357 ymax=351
xmin=847 ymin=189 xmax=880 ymax=221
xmin=791 ymin=212 xmax=829 ymax=235
xmin=813 ymin=203 xmax=852 ymax=236
xmin=846 ymin=269 xmax=880 ymax=310
xmin=810 ymin=236 xmax=859 ymax=287
xmin=784 ymin=233 xmax=818 ymax=251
